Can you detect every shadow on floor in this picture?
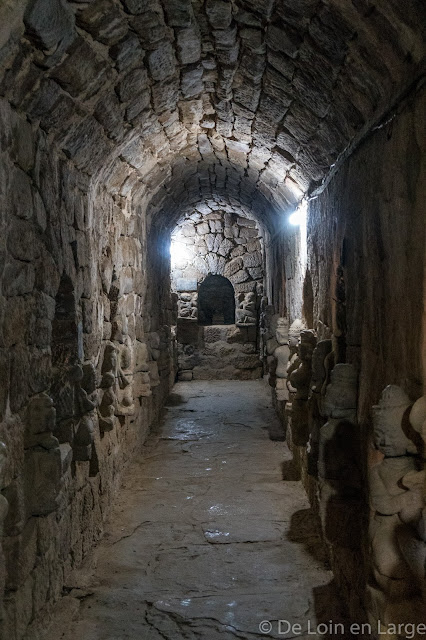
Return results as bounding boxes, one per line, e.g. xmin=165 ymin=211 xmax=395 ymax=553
xmin=280 ymin=459 xmax=301 ymax=481
xmin=165 ymin=392 xmax=187 ymax=406
xmin=286 ymin=508 xmax=357 ymax=639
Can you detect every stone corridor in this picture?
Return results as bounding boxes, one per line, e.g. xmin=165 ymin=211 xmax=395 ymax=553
xmin=42 ymin=381 xmax=347 ymax=640
xmin=0 ymin=0 xmax=425 ymax=637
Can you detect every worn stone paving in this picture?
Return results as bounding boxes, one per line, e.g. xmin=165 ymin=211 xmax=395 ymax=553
xmin=43 ymin=381 xmax=348 ymax=640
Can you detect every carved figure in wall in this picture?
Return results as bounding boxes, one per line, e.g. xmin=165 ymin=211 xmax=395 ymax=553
xmin=289 ymin=330 xmax=317 ymax=401
xmin=286 ymin=319 xmax=306 ymax=393
xmin=81 ymin=362 xmax=97 ymax=398
xmin=98 ymin=343 xmax=118 ymax=433
xmin=24 ymin=394 xmax=63 ymax=515
xmin=288 ymin=330 xmax=317 ymax=446
xmin=51 ymin=360 xmax=96 ymax=447
xmin=260 ymin=304 xmax=277 ymax=356
xmin=73 ymin=416 xmax=95 ymax=462
xmin=148 ymin=332 xmax=161 ymax=361
xmin=318 ymin=364 xmax=358 ymax=479
xmin=72 ymin=364 xmax=97 ymax=416
xmin=115 ymin=339 xmax=135 ymax=416
xmin=317 ymin=364 xmax=361 ymax=550
xmin=25 ymin=393 xmax=59 ymax=450
xmin=133 ymin=340 xmax=152 ymax=398
xmin=275 ymin=317 xmax=289 ymax=345
xmin=236 ymin=292 xmax=257 ymax=325
xmin=369 ymin=386 xmax=425 ymax=606
xmin=307 ymin=339 xmax=332 ymax=476
xmin=273 ymin=318 xmax=290 ymax=402
xmin=322 ymin=362 xmax=357 ymax=422
xmin=310 ymin=340 xmax=333 ymax=398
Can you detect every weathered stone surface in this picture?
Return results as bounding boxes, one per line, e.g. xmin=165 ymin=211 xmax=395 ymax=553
xmin=148 ymin=41 xmax=176 ymax=82
xmin=3 ymin=261 xmax=35 ymax=297
xmin=39 ymin=381 xmax=350 ymax=638
xmin=0 ymin=1 xmax=423 ymax=637
xmin=171 ymin=210 xmax=264 ymax=379
xmin=176 ymin=27 xmax=201 ymax=65
xmin=24 ymin=0 xmax=75 ymax=65
xmin=76 ymin=0 xmax=128 ymax=46
xmin=51 ymin=37 xmax=113 ymax=99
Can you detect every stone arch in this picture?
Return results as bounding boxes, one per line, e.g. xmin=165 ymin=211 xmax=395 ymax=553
xmin=198 ymin=274 xmax=235 ymax=326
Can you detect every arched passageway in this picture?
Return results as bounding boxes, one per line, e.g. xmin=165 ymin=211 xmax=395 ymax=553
xmin=0 ymin=0 xmax=424 ymax=638
xmin=198 ymin=275 xmax=236 ymax=325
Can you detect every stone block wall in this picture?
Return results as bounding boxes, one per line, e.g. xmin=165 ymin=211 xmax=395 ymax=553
xmin=0 ymin=98 xmax=174 ymax=640
xmin=171 ymin=209 xmax=264 ymax=380
xmin=178 ymin=322 xmax=262 ymax=381
xmin=267 ymin=84 xmax=425 ymax=631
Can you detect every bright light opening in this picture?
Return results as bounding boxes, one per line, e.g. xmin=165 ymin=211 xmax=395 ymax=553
xmin=289 ymin=199 xmax=307 ymax=226
xmin=170 ymin=238 xmax=190 ymax=268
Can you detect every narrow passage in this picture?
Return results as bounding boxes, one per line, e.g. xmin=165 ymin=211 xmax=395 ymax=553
xmin=45 ymin=381 xmax=348 ymax=640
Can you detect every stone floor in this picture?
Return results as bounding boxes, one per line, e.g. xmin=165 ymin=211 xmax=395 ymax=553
xmin=42 ymin=380 xmax=350 ymax=640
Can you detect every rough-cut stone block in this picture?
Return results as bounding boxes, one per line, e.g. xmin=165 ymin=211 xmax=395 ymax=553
xmin=51 ymin=37 xmax=114 ymax=99
xmin=117 ymin=68 xmax=149 ymax=103
xmin=203 ymin=326 xmax=229 ymax=343
xmin=205 ymin=0 xmax=232 ymax=29
xmin=148 ymin=41 xmax=176 ymax=81
xmin=24 ymin=0 xmax=75 ymax=64
xmin=76 ymin=0 xmax=127 ymax=46
xmin=152 ymin=79 xmax=179 ymax=112
xmin=61 ymin=117 xmax=112 ymax=174
xmin=163 ymin=0 xmax=193 ymax=26
xmin=3 ymin=260 xmax=35 ymax=297
xmin=177 ymin=27 xmax=201 ymax=64
xmin=230 ymin=269 xmax=249 ymax=284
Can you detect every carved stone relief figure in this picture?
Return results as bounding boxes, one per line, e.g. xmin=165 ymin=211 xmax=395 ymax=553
xmin=286 ymin=319 xmax=306 ymax=394
xmin=133 ymin=340 xmax=152 ymax=398
xmin=317 ymin=364 xmax=361 ymax=551
xmin=73 ymin=416 xmax=95 ymax=462
xmin=24 ymin=394 xmax=63 ymax=515
xmin=272 ymin=318 xmax=289 ymax=405
xmin=289 ymin=330 xmax=317 ymax=401
xmin=307 ymin=339 xmax=332 ymax=476
xmin=288 ymin=330 xmax=317 ymax=446
xmin=236 ymin=292 xmax=257 ymax=325
xmin=71 ymin=364 xmax=97 ymax=417
xmin=98 ymin=342 xmax=118 ymax=433
xmin=116 ymin=339 xmax=135 ymax=416
xmin=368 ymin=387 xmax=426 ymax=619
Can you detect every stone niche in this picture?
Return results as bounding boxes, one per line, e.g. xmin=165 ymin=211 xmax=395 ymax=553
xmin=198 ymin=275 xmax=235 ymax=325
xmin=170 ymin=210 xmax=264 ymax=381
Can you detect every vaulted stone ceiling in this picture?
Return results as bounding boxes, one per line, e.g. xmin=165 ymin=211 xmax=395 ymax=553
xmin=1 ymin=0 xmax=424 ymax=231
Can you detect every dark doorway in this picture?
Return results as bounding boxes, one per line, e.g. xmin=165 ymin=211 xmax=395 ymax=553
xmin=198 ymin=275 xmax=235 ymax=325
